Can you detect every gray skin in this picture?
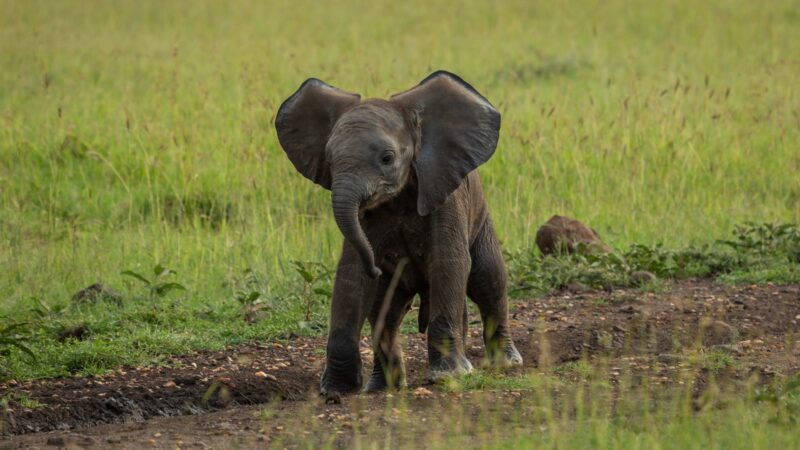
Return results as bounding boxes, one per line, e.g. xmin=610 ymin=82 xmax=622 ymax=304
xmin=275 ymin=71 xmax=522 ymax=396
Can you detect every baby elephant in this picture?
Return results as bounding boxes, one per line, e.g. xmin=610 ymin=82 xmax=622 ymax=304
xmin=275 ymin=71 xmax=522 ymax=395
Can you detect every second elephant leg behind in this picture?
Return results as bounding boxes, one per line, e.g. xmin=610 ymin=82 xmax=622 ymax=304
xmin=365 ymin=277 xmax=415 ymax=393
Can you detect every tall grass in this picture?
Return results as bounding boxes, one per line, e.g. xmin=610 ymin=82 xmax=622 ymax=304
xmin=258 ymin=368 xmax=800 ymax=449
xmin=1 ymin=0 xmax=799 ymax=372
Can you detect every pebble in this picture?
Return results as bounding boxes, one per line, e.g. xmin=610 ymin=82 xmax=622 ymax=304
xmin=413 ymin=387 xmax=434 ymax=398
xmin=712 ymin=344 xmax=743 ymax=355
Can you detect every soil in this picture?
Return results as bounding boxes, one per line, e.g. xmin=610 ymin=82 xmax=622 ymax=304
xmin=2 ymin=280 xmax=798 ymax=448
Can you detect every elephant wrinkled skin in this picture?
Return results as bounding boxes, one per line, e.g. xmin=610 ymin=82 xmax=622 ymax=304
xmin=275 ymin=71 xmax=522 ymax=396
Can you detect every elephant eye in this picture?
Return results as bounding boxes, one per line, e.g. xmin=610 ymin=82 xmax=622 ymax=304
xmin=380 ymin=152 xmax=395 ymax=165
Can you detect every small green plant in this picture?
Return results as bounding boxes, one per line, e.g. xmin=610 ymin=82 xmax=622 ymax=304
xmin=121 ymin=264 xmax=187 ymax=303
xmin=232 ymin=268 xmax=274 ymax=323
xmin=719 ymin=222 xmax=800 ymax=256
xmin=290 ymin=260 xmax=333 ymax=331
xmin=552 ymin=360 xmax=596 ymax=380
xmin=702 ymin=349 xmax=735 ymax=373
xmin=11 ymin=393 xmax=43 ymax=410
xmin=0 ymin=319 xmax=35 ymax=379
xmin=27 ymin=297 xmax=70 ymax=339
xmin=29 ymin=297 xmax=66 ymax=319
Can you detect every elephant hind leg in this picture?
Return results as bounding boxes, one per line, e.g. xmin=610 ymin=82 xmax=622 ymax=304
xmin=364 ymin=282 xmax=415 ymax=393
xmin=467 ymin=219 xmax=522 ymax=368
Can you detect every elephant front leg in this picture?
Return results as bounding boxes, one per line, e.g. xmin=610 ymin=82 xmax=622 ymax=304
xmin=426 ymin=252 xmax=474 ymax=382
xmin=320 ymin=249 xmax=376 ymax=396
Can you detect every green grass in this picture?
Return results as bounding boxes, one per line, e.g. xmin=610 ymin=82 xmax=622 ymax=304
xmin=259 ymin=370 xmax=800 ymax=449
xmin=441 ymin=371 xmax=558 ymax=392
xmin=1 ymin=0 xmax=800 ymax=380
xmin=486 ymin=405 xmax=800 ymax=450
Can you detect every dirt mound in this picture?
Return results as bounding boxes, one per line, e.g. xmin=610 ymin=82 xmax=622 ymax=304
xmin=2 ymin=343 xmax=319 ymax=435
xmin=535 ymin=215 xmax=610 ymax=255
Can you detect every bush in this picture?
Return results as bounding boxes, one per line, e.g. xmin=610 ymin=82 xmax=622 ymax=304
xmin=508 ymin=222 xmax=800 ymax=297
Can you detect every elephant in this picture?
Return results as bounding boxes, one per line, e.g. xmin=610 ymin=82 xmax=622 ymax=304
xmin=275 ymin=71 xmax=522 ymax=396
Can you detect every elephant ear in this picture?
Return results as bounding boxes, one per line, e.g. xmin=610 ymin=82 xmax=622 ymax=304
xmin=391 ymin=71 xmax=501 ymax=216
xmin=275 ymin=78 xmax=361 ymax=189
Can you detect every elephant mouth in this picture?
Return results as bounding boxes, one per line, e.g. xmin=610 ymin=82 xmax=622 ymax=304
xmin=361 ymin=183 xmax=398 ymax=211
xmin=362 ymin=194 xmax=388 ymax=211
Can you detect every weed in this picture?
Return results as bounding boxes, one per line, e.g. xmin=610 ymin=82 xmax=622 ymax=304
xmin=28 ymin=298 xmax=66 ymax=319
xmin=232 ymin=268 xmax=275 ymax=323
xmin=702 ymin=349 xmax=736 ymax=373
xmin=0 ymin=319 xmax=35 ymax=379
xmin=9 ymin=394 xmax=43 ymax=410
xmin=121 ymin=264 xmax=187 ymax=303
xmin=552 ymin=360 xmax=595 ymax=381
xmin=290 ymin=260 xmax=333 ymax=332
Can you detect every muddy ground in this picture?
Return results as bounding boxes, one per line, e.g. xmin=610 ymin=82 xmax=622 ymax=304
xmin=2 ymin=280 xmax=798 ymax=448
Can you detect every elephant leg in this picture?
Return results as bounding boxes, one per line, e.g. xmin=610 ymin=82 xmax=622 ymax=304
xmin=467 ymin=219 xmax=522 ymax=368
xmin=364 ymin=280 xmax=415 ymax=393
xmin=426 ymin=236 xmax=473 ymax=381
xmin=320 ymin=243 xmax=378 ymax=396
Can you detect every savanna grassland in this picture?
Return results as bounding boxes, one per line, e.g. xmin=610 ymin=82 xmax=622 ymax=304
xmin=1 ymin=0 xmax=800 ymax=447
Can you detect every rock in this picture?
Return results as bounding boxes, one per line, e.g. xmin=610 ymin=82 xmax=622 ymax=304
xmin=254 ymin=371 xmax=277 ymax=381
xmin=75 ymin=434 xmax=97 ymax=445
xmin=700 ymin=319 xmax=738 ymax=345
xmin=56 ymin=324 xmax=88 ymax=342
xmin=46 ymin=436 xmax=66 ymax=446
xmin=71 ymin=283 xmax=122 ymax=305
xmin=413 ymin=387 xmax=434 ymax=398
xmin=535 ymin=215 xmax=610 ymax=256
xmin=565 ymin=282 xmax=586 ymax=294
xmin=630 ymin=271 xmax=657 ymax=285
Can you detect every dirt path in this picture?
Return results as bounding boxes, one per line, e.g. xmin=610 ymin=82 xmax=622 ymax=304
xmin=2 ymin=280 xmax=799 ymax=448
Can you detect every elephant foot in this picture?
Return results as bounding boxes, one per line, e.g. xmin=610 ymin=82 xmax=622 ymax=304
xmin=363 ymin=361 xmax=406 ymax=393
xmin=483 ymin=339 xmax=523 ymax=369
xmin=428 ymin=354 xmax=474 ymax=383
xmin=320 ymin=363 xmax=362 ymax=397
xmin=363 ymin=372 xmax=407 ymax=393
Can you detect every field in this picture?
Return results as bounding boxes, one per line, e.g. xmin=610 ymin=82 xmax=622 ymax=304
xmin=1 ymin=0 xmax=799 ymax=447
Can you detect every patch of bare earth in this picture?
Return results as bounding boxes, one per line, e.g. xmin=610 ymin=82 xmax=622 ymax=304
xmin=2 ymin=280 xmax=798 ymax=448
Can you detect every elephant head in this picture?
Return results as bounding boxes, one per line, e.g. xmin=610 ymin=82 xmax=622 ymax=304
xmin=275 ymin=71 xmax=501 ymax=278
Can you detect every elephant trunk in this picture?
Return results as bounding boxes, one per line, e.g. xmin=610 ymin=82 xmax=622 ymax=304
xmin=331 ymin=176 xmax=382 ymax=279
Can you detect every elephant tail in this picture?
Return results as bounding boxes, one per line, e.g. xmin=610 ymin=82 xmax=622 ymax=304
xmin=417 ymin=292 xmax=429 ymax=333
